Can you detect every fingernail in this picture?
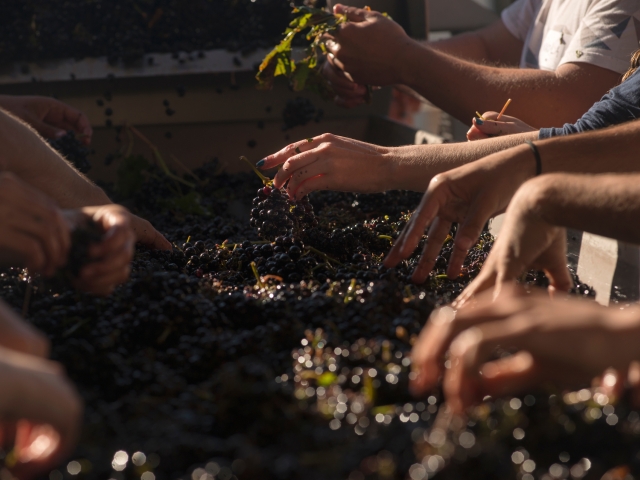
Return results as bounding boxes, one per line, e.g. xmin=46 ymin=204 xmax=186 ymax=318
xmin=256 ymin=159 xmax=266 ymax=168
xmin=475 ymin=118 xmax=484 ymax=125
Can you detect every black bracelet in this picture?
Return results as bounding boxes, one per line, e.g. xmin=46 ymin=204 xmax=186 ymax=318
xmin=524 ymin=140 xmax=542 ymax=176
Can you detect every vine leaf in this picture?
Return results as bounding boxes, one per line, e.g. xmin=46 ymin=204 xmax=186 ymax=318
xmin=256 ymin=6 xmax=347 ymax=97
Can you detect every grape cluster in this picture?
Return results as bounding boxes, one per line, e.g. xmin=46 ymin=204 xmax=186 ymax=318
xmin=250 ymin=185 xmax=317 ymax=240
xmin=47 ymin=131 xmax=92 ymax=173
xmin=63 ymin=218 xmax=103 ymax=278
xmin=282 ymin=97 xmax=324 ymax=130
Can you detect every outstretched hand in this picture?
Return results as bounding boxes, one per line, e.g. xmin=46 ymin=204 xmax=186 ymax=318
xmin=383 ymin=144 xmax=536 ymax=283
xmin=455 ymin=177 xmax=573 ymax=308
xmin=259 ymin=134 xmax=392 ymax=199
xmin=0 ymin=95 xmax=93 ymax=145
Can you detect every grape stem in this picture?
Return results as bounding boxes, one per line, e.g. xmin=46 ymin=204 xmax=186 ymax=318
xmin=306 ymin=247 xmax=344 ymax=267
xmin=240 ymin=156 xmax=274 ymax=186
xmin=251 ymin=262 xmax=265 ymax=289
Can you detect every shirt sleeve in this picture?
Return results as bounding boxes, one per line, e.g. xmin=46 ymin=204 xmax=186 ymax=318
xmin=539 ymin=68 xmax=640 ymax=138
xmin=559 ymin=0 xmax=640 ymax=74
xmin=501 ymin=0 xmax=541 ymax=42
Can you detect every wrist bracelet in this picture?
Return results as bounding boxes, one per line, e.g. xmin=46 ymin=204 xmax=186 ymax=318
xmin=524 ymin=140 xmax=542 ymax=176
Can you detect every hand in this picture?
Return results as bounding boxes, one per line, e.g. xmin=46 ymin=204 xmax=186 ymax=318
xmin=384 ymin=144 xmax=536 ymax=284
xmin=0 ymin=301 xmax=49 ymax=358
xmin=0 ymin=347 xmax=82 ymax=480
xmin=321 ymin=61 xmax=369 ymax=109
xmin=467 ymin=111 xmax=537 ymax=141
xmin=456 ymin=177 xmax=574 ymax=308
xmin=0 ymin=96 xmax=92 ymax=145
xmin=130 ymin=214 xmax=172 ymax=251
xmin=323 ymin=4 xmax=416 ymax=89
xmin=70 ymin=205 xmax=137 ymax=296
xmin=259 ymin=134 xmax=393 ymax=199
xmin=0 ymin=172 xmax=71 ymax=277
xmin=411 ymin=287 xmax=640 ymax=414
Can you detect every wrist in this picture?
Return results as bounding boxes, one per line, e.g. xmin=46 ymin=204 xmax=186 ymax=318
xmin=397 ymin=39 xmax=426 ymax=87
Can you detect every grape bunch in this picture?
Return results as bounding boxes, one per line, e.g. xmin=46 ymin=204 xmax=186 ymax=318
xmin=63 ymin=218 xmax=103 ymax=277
xmin=47 ymin=131 xmax=92 ymax=173
xmin=250 ymin=185 xmax=318 ymax=240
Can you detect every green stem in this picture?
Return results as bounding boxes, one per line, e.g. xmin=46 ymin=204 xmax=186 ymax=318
xmin=307 ymin=247 xmax=344 ymax=267
xmin=241 ymin=156 xmax=273 ymax=186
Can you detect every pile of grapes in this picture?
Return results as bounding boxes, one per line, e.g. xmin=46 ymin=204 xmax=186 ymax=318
xmin=0 ymin=0 xmax=295 ymax=67
xmin=0 ymin=136 xmax=638 ymax=480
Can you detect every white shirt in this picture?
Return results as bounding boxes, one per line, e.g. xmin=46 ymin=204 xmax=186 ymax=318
xmin=502 ymin=0 xmax=640 ymax=74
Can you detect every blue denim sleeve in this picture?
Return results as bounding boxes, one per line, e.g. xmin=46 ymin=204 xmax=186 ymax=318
xmin=538 ymin=68 xmax=640 ymax=139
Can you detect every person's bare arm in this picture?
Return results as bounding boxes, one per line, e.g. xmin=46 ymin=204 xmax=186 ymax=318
xmin=427 ymin=20 xmax=523 ymax=65
xmin=385 ymin=119 xmax=640 ymax=284
xmin=260 ymin=131 xmax=538 ymax=197
xmin=530 ymin=173 xmax=640 ymax=244
xmin=0 ymin=109 xmax=109 ymax=208
xmin=0 ymin=109 xmax=171 ymax=250
xmin=326 ymin=7 xmax=621 ymax=127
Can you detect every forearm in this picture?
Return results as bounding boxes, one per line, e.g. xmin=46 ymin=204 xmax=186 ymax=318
xmin=530 ymin=173 xmax=640 ymax=244
xmin=399 ymin=41 xmax=618 ymax=128
xmin=0 ymin=109 xmax=110 ymax=208
xmin=386 ymin=131 xmax=538 ymax=191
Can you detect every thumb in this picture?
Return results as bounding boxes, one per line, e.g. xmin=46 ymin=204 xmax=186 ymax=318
xmin=334 ymin=4 xmax=370 ymax=22
xmin=31 ymin=119 xmax=66 ymax=141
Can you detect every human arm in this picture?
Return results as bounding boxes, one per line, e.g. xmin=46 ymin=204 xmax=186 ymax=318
xmin=259 ymin=131 xmax=537 ymax=199
xmin=458 ymin=172 xmax=640 ymax=306
xmin=325 ymin=6 xmax=620 ymax=126
xmin=0 ymin=347 xmax=82 ymax=480
xmin=0 ymin=95 xmax=92 ymax=145
xmin=0 ymin=301 xmax=49 ymax=358
xmin=324 ymin=4 xmax=523 ymax=108
xmin=0 ymin=109 xmax=170 ymax=250
xmin=410 ymin=288 xmax=640 ymax=413
xmin=384 ymin=118 xmax=640 ymax=284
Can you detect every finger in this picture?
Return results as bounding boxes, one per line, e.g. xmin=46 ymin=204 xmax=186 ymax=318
xmin=130 ymin=216 xmax=171 ymax=250
xmin=540 ymin=232 xmax=573 ymax=293
xmin=88 ymin=225 xmax=133 ymax=259
xmin=260 ymin=137 xmax=320 ymax=171
xmin=472 ymin=117 xmax=521 ymax=137
xmin=333 ymin=4 xmax=369 ymax=22
xmin=51 ymin=103 xmax=93 ymax=141
xmin=447 ymin=200 xmax=495 ymax=279
xmin=285 ymin=156 xmax=341 ymax=198
xmin=0 ymin=301 xmax=50 ymax=358
xmin=79 ymin=246 xmax=132 ymax=281
xmin=274 ymin=149 xmax=320 ymax=189
xmin=29 ymin=119 xmax=66 ymax=141
xmin=411 ymin=218 xmax=451 ymax=284
xmin=385 ymin=178 xmax=447 ymax=267
xmin=290 ymin=174 xmax=329 ymax=200
xmin=410 ymin=306 xmax=457 ymax=396
xmin=454 ymin=267 xmax=499 ymax=310
xmin=466 ymin=125 xmax=489 ymax=142
xmin=322 ymin=61 xmax=367 ymax=96
xmin=445 ymin=351 xmax=540 ymax=412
